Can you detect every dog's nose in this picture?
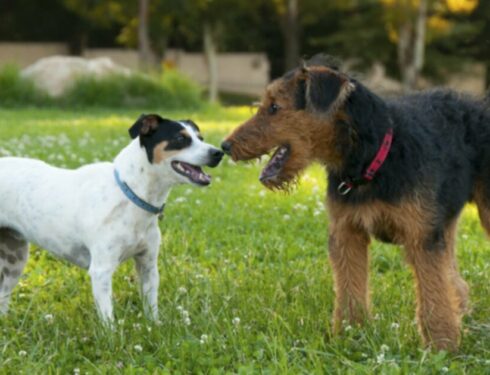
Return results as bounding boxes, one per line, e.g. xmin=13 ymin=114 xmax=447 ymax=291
xmin=207 ymin=148 xmax=224 ymax=167
xmin=210 ymin=148 xmax=224 ymax=160
xmin=221 ymin=141 xmax=232 ymax=155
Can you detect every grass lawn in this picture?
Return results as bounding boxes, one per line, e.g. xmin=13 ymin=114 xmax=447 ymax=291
xmin=0 ymin=107 xmax=488 ymax=374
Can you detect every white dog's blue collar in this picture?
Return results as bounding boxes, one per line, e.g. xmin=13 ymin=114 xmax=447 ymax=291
xmin=114 ymin=169 xmax=165 ymax=215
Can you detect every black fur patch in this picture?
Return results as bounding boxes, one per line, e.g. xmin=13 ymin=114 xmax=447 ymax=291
xmin=180 ymin=119 xmax=203 ymax=140
xmin=307 ymin=71 xmax=343 ymax=112
xmin=128 ymin=114 xmax=191 ymax=163
xmin=295 ymin=79 xmax=306 ymax=110
xmin=180 ymin=119 xmax=201 ymax=133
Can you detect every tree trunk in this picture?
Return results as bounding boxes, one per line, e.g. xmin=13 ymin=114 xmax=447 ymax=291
xmin=283 ymin=0 xmax=300 ymax=70
xmin=138 ymin=0 xmax=152 ymax=71
xmin=398 ymin=0 xmax=427 ymax=92
xmin=204 ymin=23 xmax=218 ymax=103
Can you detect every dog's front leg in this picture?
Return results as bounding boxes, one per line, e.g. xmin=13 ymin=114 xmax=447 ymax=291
xmin=328 ymin=220 xmax=371 ymax=333
xmin=89 ymin=262 xmax=116 ymax=323
xmin=135 ymin=250 xmax=159 ymax=320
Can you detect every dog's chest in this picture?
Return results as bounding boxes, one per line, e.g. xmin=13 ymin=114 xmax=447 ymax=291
xmin=115 ymin=220 xmax=157 ymax=262
xmin=333 ymin=199 xmax=426 ymax=246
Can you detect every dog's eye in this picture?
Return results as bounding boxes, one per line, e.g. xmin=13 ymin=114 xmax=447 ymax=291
xmin=268 ymin=103 xmax=280 ymax=115
xmin=175 ymin=135 xmax=185 ymax=142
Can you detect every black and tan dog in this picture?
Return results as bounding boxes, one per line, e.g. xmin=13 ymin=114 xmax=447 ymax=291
xmin=221 ymin=55 xmax=490 ymax=351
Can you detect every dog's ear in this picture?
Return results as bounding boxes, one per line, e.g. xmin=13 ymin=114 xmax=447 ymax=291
xmin=128 ymin=114 xmax=160 ymax=139
xmin=303 ymin=68 xmax=354 ymax=115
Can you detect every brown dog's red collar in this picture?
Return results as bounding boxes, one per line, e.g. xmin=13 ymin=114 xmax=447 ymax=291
xmin=338 ymin=127 xmax=394 ymax=195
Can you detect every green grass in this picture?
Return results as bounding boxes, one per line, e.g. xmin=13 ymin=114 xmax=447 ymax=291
xmin=0 ymin=107 xmax=489 ymax=374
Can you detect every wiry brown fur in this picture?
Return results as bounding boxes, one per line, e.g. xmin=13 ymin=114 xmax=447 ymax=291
xmin=225 ymin=66 xmax=347 ymax=190
xmin=328 ymin=196 xmax=469 ymax=351
xmin=222 ymin=60 xmax=485 ymax=351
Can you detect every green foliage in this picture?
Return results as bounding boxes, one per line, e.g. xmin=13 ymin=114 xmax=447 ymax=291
xmin=0 ymin=65 xmax=52 ymax=107
xmin=62 ymin=70 xmax=203 ymax=109
xmin=0 ymin=107 xmax=489 ymax=373
xmin=0 ymin=67 xmax=204 ymax=110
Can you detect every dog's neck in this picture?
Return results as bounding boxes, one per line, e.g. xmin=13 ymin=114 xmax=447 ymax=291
xmin=113 ymin=139 xmax=175 ymax=209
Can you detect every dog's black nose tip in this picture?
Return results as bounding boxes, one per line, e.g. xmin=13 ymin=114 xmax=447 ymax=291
xmin=221 ymin=141 xmax=232 ymax=155
xmin=210 ymin=148 xmax=224 ymax=159
xmin=207 ymin=148 xmax=224 ymax=167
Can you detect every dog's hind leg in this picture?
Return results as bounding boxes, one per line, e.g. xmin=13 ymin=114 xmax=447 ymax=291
xmin=328 ymin=219 xmax=371 ymax=333
xmin=406 ymin=236 xmax=461 ymax=351
xmin=445 ymin=219 xmax=470 ymax=316
xmin=0 ymin=228 xmax=29 ymax=314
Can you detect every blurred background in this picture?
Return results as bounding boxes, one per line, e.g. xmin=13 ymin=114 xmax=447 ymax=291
xmin=0 ymin=0 xmax=488 ymax=106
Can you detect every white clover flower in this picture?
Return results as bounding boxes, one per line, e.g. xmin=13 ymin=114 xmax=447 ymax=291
xmin=283 ymin=214 xmax=291 ymax=221
xmin=176 ymin=305 xmax=183 ymax=312
xmin=44 ymin=314 xmax=54 ymax=322
xmin=178 ymin=287 xmax=188 ymax=295
xmin=195 ymin=199 xmax=201 ymax=205
xmin=18 ymin=350 xmax=27 ymax=357
xmin=232 ymin=317 xmax=241 ymax=327
xmin=134 ymin=344 xmax=143 ymax=352
xmin=259 ymin=190 xmax=266 ymax=197
xmin=74 ymin=368 xmax=80 ymax=375
xmin=441 ymin=367 xmax=449 ymax=373
xmin=183 ymin=317 xmax=191 ymax=326
xmin=132 ymin=323 xmax=141 ymax=330
xmin=376 ymin=352 xmax=385 ymax=364
xmin=118 ymin=319 xmax=125 ymax=325
xmin=175 ymin=197 xmax=187 ymax=203
xmin=380 ymin=344 xmax=390 ymax=352
xmin=345 ymin=325 xmax=352 ymax=332
xmin=200 ymin=334 xmax=209 ymax=344
xmin=391 ymin=322 xmax=400 ymax=330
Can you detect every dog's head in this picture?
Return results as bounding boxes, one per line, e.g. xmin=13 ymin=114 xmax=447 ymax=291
xmin=129 ymin=114 xmax=223 ymax=186
xmin=221 ymin=55 xmax=356 ymax=190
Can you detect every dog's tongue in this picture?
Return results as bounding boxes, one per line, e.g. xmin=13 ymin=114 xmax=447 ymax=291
xmin=182 ymin=163 xmax=211 ymax=185
xmin=260 ymin=146 xmax=289 ymax=182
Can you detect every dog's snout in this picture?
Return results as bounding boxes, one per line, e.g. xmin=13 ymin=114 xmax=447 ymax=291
xmin=207 ymin=148 xmax=224 ymax=167
xmin=221 ymin=141 xmax=232 ymax=155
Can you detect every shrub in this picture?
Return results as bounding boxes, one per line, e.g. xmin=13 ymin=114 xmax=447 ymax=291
xmin=0 ymin=65 xmax=204 ymax=109
xmin=0 ymin=65 xmax=52 ymax=107
xmin=62 ymin=70 xmax=203 ymax=109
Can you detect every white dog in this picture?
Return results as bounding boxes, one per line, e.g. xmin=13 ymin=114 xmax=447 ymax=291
xmin=0 ymin=114 xmax=223 ymax=322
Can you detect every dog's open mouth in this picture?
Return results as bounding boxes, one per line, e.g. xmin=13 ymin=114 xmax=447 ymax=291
xmin=259 ymin=145 xmax=290 ymax=183
xmin=171 ymin=161 xmax=211 ymax=186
